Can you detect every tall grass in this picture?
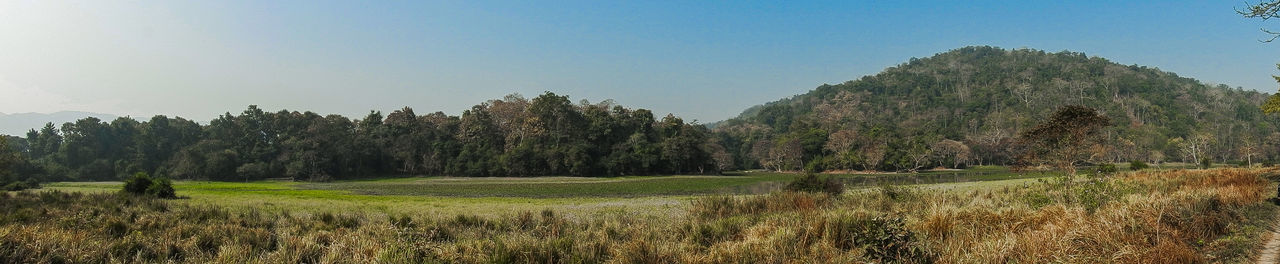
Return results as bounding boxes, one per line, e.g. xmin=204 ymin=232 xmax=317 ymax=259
xmin=0 ymin=168 xmax=1274 ymax=263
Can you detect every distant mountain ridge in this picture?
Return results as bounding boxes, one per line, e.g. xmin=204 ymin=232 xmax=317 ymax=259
xmin=0 ymin=111 xmax=118 ymax=136
xmin=712 ymin=46 xmax=1280 ymax=171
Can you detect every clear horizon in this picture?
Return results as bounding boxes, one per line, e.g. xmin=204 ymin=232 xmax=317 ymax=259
xmin=2 ymin=1 xmax=1278 ymax=123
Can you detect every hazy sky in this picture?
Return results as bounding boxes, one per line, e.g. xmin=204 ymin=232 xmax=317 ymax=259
xmin=1 ymin=1 xmax=1278 ymax=123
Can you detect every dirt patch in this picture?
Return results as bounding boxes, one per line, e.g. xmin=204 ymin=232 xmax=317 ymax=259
xmin=1258 ymin=203 xmax=1280 ymax=264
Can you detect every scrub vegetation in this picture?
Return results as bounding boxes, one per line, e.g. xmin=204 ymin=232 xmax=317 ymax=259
xmin=2 ymin=168 xmax=1274 ymax=263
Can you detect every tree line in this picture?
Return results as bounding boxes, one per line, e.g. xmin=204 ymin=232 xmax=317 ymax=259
xmin=1 ymin=92 xmax=726 ymax=182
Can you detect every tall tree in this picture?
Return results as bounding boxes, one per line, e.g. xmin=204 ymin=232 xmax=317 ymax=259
xmin=1015 ymin=105 xmax=1111 ymax=176
xmin=0 ymin=136 xmax=15 ymax=183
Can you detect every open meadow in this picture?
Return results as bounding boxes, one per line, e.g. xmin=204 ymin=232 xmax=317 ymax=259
xmin=2 ymin=167 xmax=1276 ymax=263
xmin=38 ymin=167 xmax=1045 ymax=217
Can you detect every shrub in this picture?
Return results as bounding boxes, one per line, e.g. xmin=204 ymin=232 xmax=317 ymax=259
xmin=804 ymin=158 xmax=824 ymax=173
xmin=826 ymin=215 xmax=932 ymax=263
xmin=146 ymin=178 xmax=177 ymax=199
xmin=3 ymin=179 xmax=39 ymax=191
xmin=1092 ymin=163 xmax=1118 ymax=175
xmin=1200 ymin=158 xmax=1213 ymax=169
xmin=1129 ymin=160 xmax=1149 ymax=171
xmin=123 ymin=172 xmax=176 ymax=199
xmin=877 ymin=184 xmax=914 ymax=201
xmin=123 ymin=172 xmax=154 ymax=195
xmin=785 ymin=173 xmax=844 ymax=196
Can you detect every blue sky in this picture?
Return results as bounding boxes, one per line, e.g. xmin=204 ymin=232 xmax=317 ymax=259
xmin=0 ymin=0 xmax=1277 ymax=122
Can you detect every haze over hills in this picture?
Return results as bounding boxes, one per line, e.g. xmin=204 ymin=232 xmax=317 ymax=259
xmin=713 ymin=46 xmax=1280 ymax=171
xmin=0 ymin=111 xmax=118 ymax=136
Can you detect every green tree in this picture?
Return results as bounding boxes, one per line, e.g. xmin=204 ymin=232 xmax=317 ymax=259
xmin=1015 ymin=105 xmax=1111 ymax=176
xmin=450 ymin=105 xmax=506 ymax=176
xmin=0 ymin=137 xmax=15 ymax=184
xmin=1259 ymin=65 xmax=1280 ymax=115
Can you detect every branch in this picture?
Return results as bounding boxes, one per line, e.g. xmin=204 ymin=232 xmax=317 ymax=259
xmin=1240 ymin=1 xmax=1280 ymax=42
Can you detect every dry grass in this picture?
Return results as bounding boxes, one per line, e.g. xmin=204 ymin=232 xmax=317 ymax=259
xmin=915 ymin=168 xmax=1275 ymax=263
xmin=0 ymin=168 xmax=1275 ymax=263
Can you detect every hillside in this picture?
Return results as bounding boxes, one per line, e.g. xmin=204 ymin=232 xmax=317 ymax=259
xmin=714 ymin=46 xmax=1280 ymax=171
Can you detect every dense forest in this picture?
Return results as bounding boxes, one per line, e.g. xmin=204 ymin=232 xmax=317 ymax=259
xmin=714 ymin=46 xmax=1280 ymax=172
xmin=4 ymin=46 xmax=1280 ymax=184
xmin=0 ymin=92 xmax=725 ymax=183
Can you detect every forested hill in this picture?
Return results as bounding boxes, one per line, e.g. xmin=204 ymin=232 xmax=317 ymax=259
xmin=713 ymin=46 xmax=1280 ymax=172
xmin=1 ymin=92 xmax=724 ymax=182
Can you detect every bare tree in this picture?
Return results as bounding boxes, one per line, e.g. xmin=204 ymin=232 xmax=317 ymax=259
xmin=1239 ymin=1 xmax=1280 ymax=42
xmin=932 ymin=139 xmax=972 ymax=169
xmin=1170 ymin=133 xmax=1214 ymax=163
xmin=750 ymin=140 xmax=776 ymax=171
xmin=906 ymin=144 xmax=934 ymax=172
xmin=705 ymin=141 xmax=734 ymax=173
xmin=860 ymin=142 xmax=887 ymax=171
xmin=824 ymin=129 xmax=860 ymax=170
xmin=1239 ymin=135 xmax=1262 ymax=166
xmin=824 ymin=129 xmax=860 ymax=153
xmin=771 ymin=139 xmax=804 ymax=171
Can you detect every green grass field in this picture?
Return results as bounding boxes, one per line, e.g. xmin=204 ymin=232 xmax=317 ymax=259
xmin=41 ymin=166 xmax=1052 ymax=217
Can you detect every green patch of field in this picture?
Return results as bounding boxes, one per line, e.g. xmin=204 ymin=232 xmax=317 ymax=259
xmin=298 ymin=175 xmax=776 ymax=197
xmin=43 ymin=180 xmax=692 ymax=218
xmin=294 ymin=167 xmax=1051 ymax=198
xmin=41 ymin=167 xmax=1053 ymax=218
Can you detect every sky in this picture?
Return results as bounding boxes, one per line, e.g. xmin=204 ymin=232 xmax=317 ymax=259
xmin=1 ymin=0 xmax=1279 ymax=123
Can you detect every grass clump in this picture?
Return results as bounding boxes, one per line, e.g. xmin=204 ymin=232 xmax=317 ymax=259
xmin=826 ymin=214 xmax=932 ymax=263
xmin=1129 ymin=160 xmax=1149 ymax=170
xmin=784 ymin=173 xmax=844 ymax=196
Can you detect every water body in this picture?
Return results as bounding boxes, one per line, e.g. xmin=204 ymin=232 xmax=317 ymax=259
xmin=721 ymin=170 xmax=1060 ymax=195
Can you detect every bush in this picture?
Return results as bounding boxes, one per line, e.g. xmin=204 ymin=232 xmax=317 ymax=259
xmin=2 ymin=178 xmax=39 ymax=191
xmin=1092 ymin=163 xmax=1118 ymax=175
xmin=146 ymin=178 xmax=176 ymax=199
xmin=804 ymin=159 xmax=824 ymax=173
xmin=1200 ymin=158 xmax=1213 ymax=169
xmin=123 ymin=172 xmax=153 ymax=195
xmin=3 ymin=182 xmax=24 ymax=191
xmin=785 ymin=173 xmax=844 ymax=196
xmin=1129 ymin=160 xmax=1149 ymax=171
xmin=123 ymin=172 xmax=176 ymax=199
xmin=827 ymin=215 xmax=932 ymax=262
